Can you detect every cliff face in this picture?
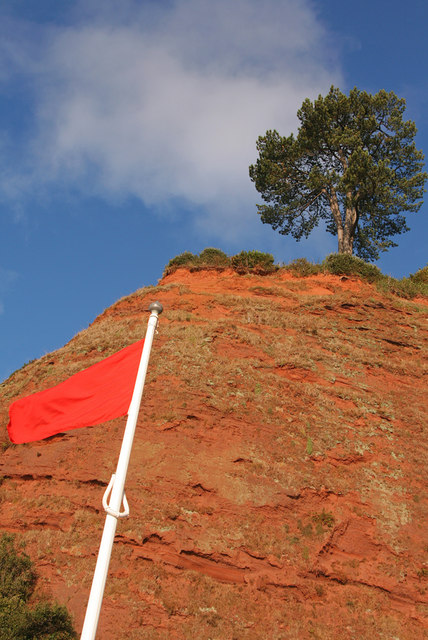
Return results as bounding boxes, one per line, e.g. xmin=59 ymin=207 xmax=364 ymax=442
xmin=0 ymin=267 xmax=427 ymax=639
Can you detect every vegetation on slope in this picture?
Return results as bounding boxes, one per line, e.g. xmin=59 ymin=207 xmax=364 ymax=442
xmin=0 ymin=534 xmax=77 ymax=639
xmin=164 ymin=248 xmax=277 ymax=275
xmin=164 ymin=249 xmax=428 ymax=300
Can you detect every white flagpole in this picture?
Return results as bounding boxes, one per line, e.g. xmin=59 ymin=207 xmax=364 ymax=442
xmin=80 ymin=302 xmax=163 ymax=640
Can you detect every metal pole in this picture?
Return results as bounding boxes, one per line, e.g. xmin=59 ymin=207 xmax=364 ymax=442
xmin=80 ymin=302 xmax=163 ymax=640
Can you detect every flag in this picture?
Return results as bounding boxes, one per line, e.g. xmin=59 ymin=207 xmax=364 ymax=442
xmin=7 ymin=339 xmax=144 ymax=444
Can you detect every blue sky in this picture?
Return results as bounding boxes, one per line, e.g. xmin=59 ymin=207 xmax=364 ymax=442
xmin=1 ymin=0 xmax=427 ymax=382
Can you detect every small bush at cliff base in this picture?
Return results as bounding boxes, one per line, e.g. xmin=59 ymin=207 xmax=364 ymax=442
xmin=23 ymin=603 xmax=77 ymax=640
xmin=322 ymin=253 xmax=382 ymax=281
xmin=0 ymin=534 xmax=77 ymax=640
xmin=0 ymin=535 xmax=35 ymax=601
xmin=231 ymin=250 xmax=275 ymax=271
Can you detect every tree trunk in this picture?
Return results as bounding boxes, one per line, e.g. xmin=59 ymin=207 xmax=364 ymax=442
xmin=334 ymin=153 xmax=358 ymax=255
xmin=338 ymin=233 xmax=353 ymax=254
xmin=342 ymin=197 xmax=358 ymax=255
xmin=328 ymin=188 xmax=351 ymax=254
xmin=329 ymin=187 xmax=358 ymax=255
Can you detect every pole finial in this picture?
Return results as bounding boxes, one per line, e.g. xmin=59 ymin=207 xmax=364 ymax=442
xmin=148 ymin=301 xmax=163 ymax=315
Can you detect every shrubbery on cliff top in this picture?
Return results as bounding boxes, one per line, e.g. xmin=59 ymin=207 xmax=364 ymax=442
xmin=198 ymin=247 xmax=230 ymax=265
xmin=231 ymin=250 xmax=275 ymax=270
xmin=284 ymin=258 xmax=321 ymax=277
xmin=166 ymin=251 xmax=200 ymax=269
xmin=410 ymin=265 xmax=428 ymax=285
xmin=164 ymin=249 xmax=428 ymax=300
xmin=164 ymin=248 xmax=275 ymax=274
xmin=321 ymin=253 xmax=382 ymax=281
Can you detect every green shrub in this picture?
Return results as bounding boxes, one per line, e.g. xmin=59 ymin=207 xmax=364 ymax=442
xmin=164 ymin=248 xmax=277 ymax=275
xmin=322 ymin=253 xmax=381 ymax=281
xmin=384 ymin=265 xmax=428 ymax=298
xmin=410 ymin=265 xmax=428 ymax=285
xmin=165 ymin=252 xmax=199 ymax=270
xmin=0 ymin=535 xmax=35 ymax=601
xmin=285 ymin=258 xmax=321 ymax=277
xmin=24 ymin=602 xmax=77 ymax=640
xmin=0 ymin=596 xmax=28 ymax=640
xmin=0 ymin=534 xmax=77 ymax=640
xmin=231 ymin=250 xmax=275 ymax=271
xmin=198 ymin=248 xmax=230 ymax=266
xmin=375 ymin=276 xmax=422 ymax=299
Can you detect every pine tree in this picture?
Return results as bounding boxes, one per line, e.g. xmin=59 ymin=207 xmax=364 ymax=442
xmin=249 ymin=87 xmax=427 ymax=261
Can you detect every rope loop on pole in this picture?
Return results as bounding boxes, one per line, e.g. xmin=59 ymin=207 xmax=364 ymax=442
xmin=102 ymin=474 xmax=130 ymax=519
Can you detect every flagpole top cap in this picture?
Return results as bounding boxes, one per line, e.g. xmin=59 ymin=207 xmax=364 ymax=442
xmin=148 ymin=301 xmax=163 ymax=315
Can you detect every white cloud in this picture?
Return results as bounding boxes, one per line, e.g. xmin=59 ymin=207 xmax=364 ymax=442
xmin=0 ymin=0 xmax=342 ymax=237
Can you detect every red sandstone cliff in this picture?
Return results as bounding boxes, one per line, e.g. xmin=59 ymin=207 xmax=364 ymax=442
xmin=1 ymin=267 xmax=427 ymax=639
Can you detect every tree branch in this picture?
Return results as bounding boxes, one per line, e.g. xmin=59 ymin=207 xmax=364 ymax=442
xmin=296 ymin=190 xmax=325 ymax=214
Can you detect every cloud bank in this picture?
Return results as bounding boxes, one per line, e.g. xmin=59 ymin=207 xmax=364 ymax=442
xmin=0 ymin=0 xmax=341 ymax=236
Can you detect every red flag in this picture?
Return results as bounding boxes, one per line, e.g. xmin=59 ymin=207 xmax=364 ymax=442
xmin=7 ymin=339 xmax=144 ymax=444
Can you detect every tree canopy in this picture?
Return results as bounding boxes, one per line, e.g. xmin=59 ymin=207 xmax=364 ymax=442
xmin=249 ymin=86 xmax=427 ymax=261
